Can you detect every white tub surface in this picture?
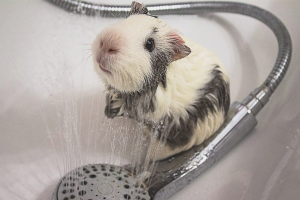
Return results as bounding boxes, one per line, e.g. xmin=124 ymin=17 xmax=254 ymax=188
xmin=1 ymin=0 xmax=300 ymax=199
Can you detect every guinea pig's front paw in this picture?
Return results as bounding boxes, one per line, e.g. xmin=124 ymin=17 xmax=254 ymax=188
xmin=105 ymin=105 xmax=121 ymax=118
xmin=105 ymin=91 xmax=124 ymax=118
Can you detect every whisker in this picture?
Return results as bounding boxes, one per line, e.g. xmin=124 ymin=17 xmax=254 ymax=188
xmin=80 ymin=43 xmax=92 ymax=46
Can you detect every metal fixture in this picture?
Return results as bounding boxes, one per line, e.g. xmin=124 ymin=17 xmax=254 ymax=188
xmin=49 ymin=1 xmax=292 ymax=200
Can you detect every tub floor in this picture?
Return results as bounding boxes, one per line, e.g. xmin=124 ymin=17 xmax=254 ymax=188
xmin=0 ymin=0 xmax=300 ymax=200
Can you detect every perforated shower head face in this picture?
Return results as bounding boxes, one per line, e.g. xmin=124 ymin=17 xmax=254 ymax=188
xmin=52 ymin=164 xmax=150 ymax=200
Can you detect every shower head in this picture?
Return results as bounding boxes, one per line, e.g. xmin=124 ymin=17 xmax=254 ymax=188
xmin=52 ymin=164 xmax=151 ymax=200
xmin=52 ymin=102 xmax=257 ymax=200
xmin=49 ymin=1 xmax=292 ymax=200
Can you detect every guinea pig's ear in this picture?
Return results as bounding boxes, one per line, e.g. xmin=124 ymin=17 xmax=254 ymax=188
xmin=129 ymin=1 xmax=150 ymax=16
xmin=168 ymin=33 xmax=191 ymax=62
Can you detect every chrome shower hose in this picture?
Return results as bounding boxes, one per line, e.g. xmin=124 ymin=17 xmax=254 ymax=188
xmin=49 ymin=1 xmax=292 ymax=200
xmin=47 ymin=0 xmax=292 ymax=115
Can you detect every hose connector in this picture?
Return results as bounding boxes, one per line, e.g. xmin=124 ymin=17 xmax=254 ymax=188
xmin=242 ymin=84 xmax=272 ymax=116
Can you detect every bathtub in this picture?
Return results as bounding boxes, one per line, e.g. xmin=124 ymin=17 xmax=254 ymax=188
xmin=0 ymin=0 xmax=299 ymax=199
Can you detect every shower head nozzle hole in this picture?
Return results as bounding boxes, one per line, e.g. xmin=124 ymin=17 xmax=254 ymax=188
xmin=55 ymin=164 xmax=150 ymax=200
xmin=89 ymin=174 xmax=96 ymax=178
xmin=80 ymin=181 xmax=88 ymax=186
xmin=78 ymin=190 xmax=86 ymax=196
xmin=98 ymin=183 xmax=114 ymax=195
xmin=123 ymin=194 xmax=131 ymax=199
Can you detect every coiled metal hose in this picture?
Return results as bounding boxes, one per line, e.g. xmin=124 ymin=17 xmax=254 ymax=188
xmin=49 ymin=1 xmax=292 ymax=200
xmin=47 ymin=0 xmax=292 ymax=108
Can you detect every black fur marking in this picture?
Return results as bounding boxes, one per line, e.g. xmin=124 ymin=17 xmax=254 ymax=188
xmin=105 ymin=90 xmax=123 ymax=118
xmin=203 ymin=67 xmax=230 ymax=115
xmin=158 ymin=66 xmax=230 ymax=149
xmin=109 ymin=86 xmax=158 ymax=121
xmin=147 ymin=66 xmax=230 ymax=149
xmin=128 ymin=1 xmax=158 ymax=18
xmin=129 ymin=1 xmax=149 ymax=16
xmin=105 ymin=105 xmax=120 ymax=119
xmin=105 ymin=66 xmax=230 ymax=150
xmin=148 ymin=47 xmax=171 ymax=89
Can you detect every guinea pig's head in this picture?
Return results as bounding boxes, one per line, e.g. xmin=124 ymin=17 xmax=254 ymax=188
xmin=92 ymin=1 xmax=191 ymax=93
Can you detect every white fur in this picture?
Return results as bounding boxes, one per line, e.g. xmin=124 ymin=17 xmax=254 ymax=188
xmin=146 ymin=38 xmax=228 ymax=160
xmin=92 ymin=14 xmax=229 ymax=160
xmin=92 ymin=15 xmax=177 ymax=93
xmin=149 ymin=37 xmax=227 ymax=120
xmin=147 ymin=111 xmax=225 ymax=160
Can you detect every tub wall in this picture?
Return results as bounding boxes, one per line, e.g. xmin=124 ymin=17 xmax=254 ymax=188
xmin=0 ymin=0 xmax=299 ymax=199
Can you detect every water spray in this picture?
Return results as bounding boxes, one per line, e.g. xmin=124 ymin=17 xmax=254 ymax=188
xmin=48 ymin=1 xmax=292 ymax=200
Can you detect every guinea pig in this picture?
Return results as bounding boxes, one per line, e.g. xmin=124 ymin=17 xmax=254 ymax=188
xmin=92 ymin=1 xmax=230 ymax=160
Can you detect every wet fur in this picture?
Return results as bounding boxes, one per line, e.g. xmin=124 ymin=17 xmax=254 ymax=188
xmin=93 ymin=2 xmax=230 ymax=160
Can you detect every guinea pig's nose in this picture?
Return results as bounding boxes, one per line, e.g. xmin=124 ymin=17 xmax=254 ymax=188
xmin=108 ymin=48 xmax=118 ymax=54
xmin=100 ymin=40 xmax=119 ymax=55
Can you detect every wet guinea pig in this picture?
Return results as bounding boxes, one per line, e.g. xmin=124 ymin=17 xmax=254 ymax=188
xmin=92 ymin=1 xmax=230 ymax=160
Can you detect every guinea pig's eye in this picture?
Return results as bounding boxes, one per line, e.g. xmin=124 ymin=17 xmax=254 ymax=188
xmin=145 ymin=38 xmax=155 ymax=52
